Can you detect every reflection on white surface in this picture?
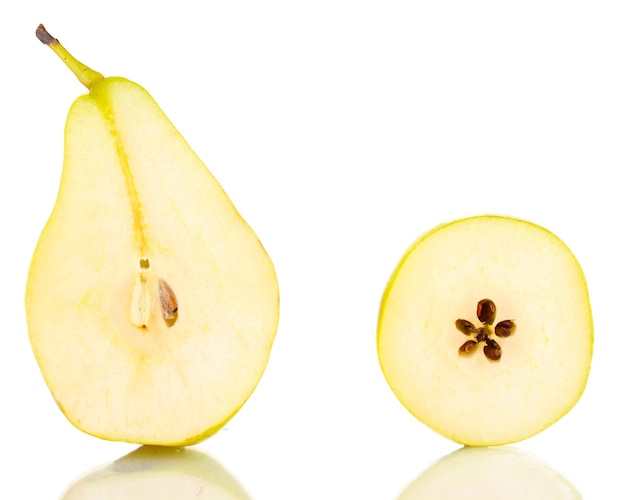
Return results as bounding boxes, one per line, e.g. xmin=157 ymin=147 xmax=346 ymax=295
xmin=60 ymin=446 xmax=252 ymax=499
xmin=398 ymin=446 xmax=582 ymax=500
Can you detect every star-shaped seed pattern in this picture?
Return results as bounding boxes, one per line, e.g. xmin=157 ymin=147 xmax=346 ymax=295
xmin=455 ymin=299 xmax=516 ymax=361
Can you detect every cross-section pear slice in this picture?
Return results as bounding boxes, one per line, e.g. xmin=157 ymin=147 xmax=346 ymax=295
xmin=377 ymin=215 xmax=593 ymax=446
xmin=25 ymin=25 xmax=279 ymax=445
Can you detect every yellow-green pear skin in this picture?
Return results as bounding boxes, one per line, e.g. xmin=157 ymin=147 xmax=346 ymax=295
xmin=26 ymin=26 xmax=279 ymax=445
xmin=377 ymin=215 xmax=593 ymax=446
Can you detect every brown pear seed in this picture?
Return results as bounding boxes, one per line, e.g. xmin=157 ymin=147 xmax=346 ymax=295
xmin=477 ymin=298 xmax=496 ymax=325
xmin=483 ymin=338 xmax=502 ymax=361
xmin=495 ymin=319 xmax=516 ymax=337
xmin=459 ymin=340 xmax=478 ymax=354
xmin=456 ymin=319 xmax=477 ymax=335
xmin=158 ymin=278 xmax=178 ymax=327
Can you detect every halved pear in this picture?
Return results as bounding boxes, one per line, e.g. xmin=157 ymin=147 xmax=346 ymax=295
xmin=377 ymin=215 xmax=593 ymax=446
xmin=25 ymin=25 xmax=279 ymax=445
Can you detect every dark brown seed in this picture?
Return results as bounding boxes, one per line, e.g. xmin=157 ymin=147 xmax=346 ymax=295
xmin=495 ymin=319 xmax=516 ymax=337
xmin=483 ymin=338 xmax=502 ymax=361
xmin=455 ymin=319 xmax=477 ymax=335
xmin=459 ymin=340 xmax=477 ymax=354
xmin=475 ymin=327 xmax=488 ymax=343
xmin=477 ymin=298 xmax=496 ymax=325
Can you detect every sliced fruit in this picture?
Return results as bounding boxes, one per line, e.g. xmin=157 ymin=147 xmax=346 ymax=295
xmin=377 ymin=215 xmax=593 ymax=445
xmin=26 ymin=25 xmax=279 ymax=445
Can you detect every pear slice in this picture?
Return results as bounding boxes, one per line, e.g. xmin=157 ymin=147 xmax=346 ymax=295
xmin=25 ymin=25 xmax=279 ymax=445
xmin=377 ymin=215 xmax=593 ymax=446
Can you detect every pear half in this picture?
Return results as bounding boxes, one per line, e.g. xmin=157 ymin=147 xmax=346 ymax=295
xmin=377 ymin=215 xmax=592 ymax=446
xmin=25 ymin=25 xmax=279 ymax=445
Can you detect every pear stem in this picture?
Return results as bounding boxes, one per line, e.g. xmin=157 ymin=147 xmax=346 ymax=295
xmin=36 ymin=24 xmax=104 ymax=90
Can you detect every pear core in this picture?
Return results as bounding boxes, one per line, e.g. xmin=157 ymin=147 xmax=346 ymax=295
xmin=377 ymin=215 xmax=593 ymax=446
xmin=26 ymin=27 xmax=279 ymax=445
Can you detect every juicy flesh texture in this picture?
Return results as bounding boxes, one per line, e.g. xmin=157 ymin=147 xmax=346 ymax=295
xmin=26 ymin=78 xmax=279 ymax=444
xmin=378 ymin=216 xmax=592 ymax=446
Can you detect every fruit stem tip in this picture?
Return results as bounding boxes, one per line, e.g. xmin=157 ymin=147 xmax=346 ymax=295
xmin=35 ymin=24 xmax=104 ymax=90
xmin=36 ymin=24 xmax=57 ymax=46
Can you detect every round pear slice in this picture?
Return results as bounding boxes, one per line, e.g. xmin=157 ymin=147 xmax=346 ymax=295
xmin=26 ymin=26 xmax=279 ymax=445
xmin=377 ymin=215 xmax=593 ymax=446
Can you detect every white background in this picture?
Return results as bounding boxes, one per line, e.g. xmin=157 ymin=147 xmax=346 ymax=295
xmin=2 ymin=1 xmax=625 ymax=498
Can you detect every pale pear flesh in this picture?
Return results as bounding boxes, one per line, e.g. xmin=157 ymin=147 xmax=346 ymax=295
xmin=377 ymin=216 xmax=593 ymax=446
xmin=26 ymin=74 xmax=279 ymax=445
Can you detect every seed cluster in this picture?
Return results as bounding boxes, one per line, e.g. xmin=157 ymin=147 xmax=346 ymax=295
xmin=455 ymin=299 xmax=516 ymax=361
